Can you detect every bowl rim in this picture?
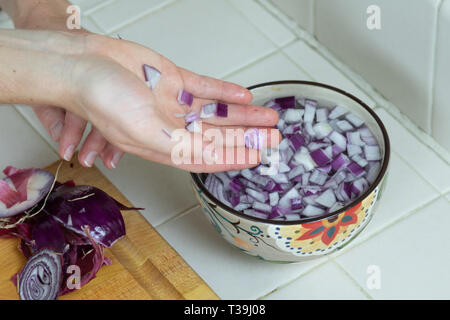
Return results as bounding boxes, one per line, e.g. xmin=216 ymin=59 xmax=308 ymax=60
xmin=190 ymin=80 xmax=391 ymax=225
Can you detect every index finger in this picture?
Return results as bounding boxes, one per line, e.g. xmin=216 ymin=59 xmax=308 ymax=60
xmin=179 ymin=67 xmax=253 ymax=104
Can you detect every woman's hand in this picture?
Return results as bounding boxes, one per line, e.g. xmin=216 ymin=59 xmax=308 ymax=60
xmin=1 ymin=0 xmax=126 ymax=169
xmin=0 ymin=27 xmax=280 ymax=172
xmin=66 ymin=34 xmax=280 ymax=172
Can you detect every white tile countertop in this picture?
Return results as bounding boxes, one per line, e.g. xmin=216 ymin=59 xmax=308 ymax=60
xmin=1 ymin=0 xmax=450 ymax=299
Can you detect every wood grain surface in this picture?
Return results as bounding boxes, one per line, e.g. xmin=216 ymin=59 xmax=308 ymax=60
xmin=0 ymin=158 xmax=218 ymax=300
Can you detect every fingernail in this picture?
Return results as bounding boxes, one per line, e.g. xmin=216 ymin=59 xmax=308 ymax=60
xmin=110 ymin=152 xmax=122 ymax=169
xmin=50 ymin=120 xmax=63 ymax=141
xmin=63 ymin=145 xmax=75 ymax=161
xmin=84 ymin=151 xmax=98 ymax=167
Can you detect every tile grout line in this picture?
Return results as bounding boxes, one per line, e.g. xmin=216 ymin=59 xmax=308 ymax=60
xmin=256 ymin=257 xmax=332 ymax=300
xmin=154 ymin=204 xmax=200 ymax=229
xmin=330 ymin=194 xmax=443 ymax=260
xmin=279 ymin=49 xmax=315 ymax=81
xmin=428 ymin=0 xmax=445 ymax=136
xmin=82 ymin=0 xmax=118 ymax=16
xmin=226 ymin=0 xmax=297 ymax=49
xmin=258 ymin=188 xmax=440 ymax=300
xmin=85 ymin=15 xmax=107 ymax=34
xmin=103 ymin=0 xmax=179 ymax=35
xmin=329 ymin=258 xmax=374 ymax=300
xmin=219 ymin=34 xmax=301 ymax=80
xmin=392 ymin=149 xmax=447 ymax=195
xmin=259 ymin=0 xmax=450 ymax=165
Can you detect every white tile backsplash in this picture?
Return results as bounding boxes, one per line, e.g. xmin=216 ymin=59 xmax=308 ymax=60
xmin=335 ymin=197 xmax=450 ymax=299
xmin=264 ymin=261 xmax=368 ymax=300
xmin=268 ymin=0 xmax=314 ymax=34
xmin=284 ymin=41 xmax=376 ymax=107
xmin=224 ymin=52 xmax=311 ymax=87
xmin=431 ymin=0 xmax=450 ymax=152
xmin=314 ymin=0 xmax=439 ymax=134
xmin=114 ymin=0 xmax=276 ymax=78
xmin=0 ymin=107 xmax=58 ymax=170
xmin=375 ymin=109 xmax=450 ymax=193
xmin=228 ymin=0 xmax=296 ymax=47
xmin=90 ymin=0 xmax=172 ymax=33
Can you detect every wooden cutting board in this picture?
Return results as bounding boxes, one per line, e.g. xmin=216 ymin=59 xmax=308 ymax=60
xmin=0 ymin=158 xmax=218 ymax=300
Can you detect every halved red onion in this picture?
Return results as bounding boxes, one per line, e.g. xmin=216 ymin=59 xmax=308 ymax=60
xmin=18 ymin=249 xmax=62 ymax=300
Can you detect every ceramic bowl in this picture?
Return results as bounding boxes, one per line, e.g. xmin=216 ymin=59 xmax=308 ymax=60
xmin=190 ymin=81 xmax=390 ymax=263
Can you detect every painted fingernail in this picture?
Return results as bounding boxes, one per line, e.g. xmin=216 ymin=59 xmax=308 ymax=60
xmin=110 ymin=152 xmax=122 ymax=169
xmin=50 ymin=120 xmax=63 ymax=141
xmin=84 ymin=151 xmax=98 ymax=167
xmin=63 ymin=145 xmax=75 ymax=161
xmin=244 ymin=128 xmax=264 ymax=150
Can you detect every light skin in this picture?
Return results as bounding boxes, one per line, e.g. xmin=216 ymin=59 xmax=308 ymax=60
xmin=0 ymin=0 xmax=280 ymax=172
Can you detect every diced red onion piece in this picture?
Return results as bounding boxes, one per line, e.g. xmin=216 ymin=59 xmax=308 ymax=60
xmin=310 ymin=149 xmax=331 ymax=166
xmin=284 ymin=109 xmax=304 ymax=123
xmin=200 ymin=103 xmax=217 ymax=118
xmin=269 ymin=192 xmax=279 ymax=206
xmin=331 ymin=154 xmax=350 ymax=171
xmin=177 ymin=90 xmax=194 ymax=107
xmin=186 ymin=121 xmax=201 ymax=133
xmin=364 ymin=145 xmax=381 ymax=161
xmin=302 ymin=205 xmax=325 ymax=217
xmin=309 ymin=169 xmax=328 ymax=186
xmin=329 ymin=105 xmax=348 ymax=119
xmin=162 ymin=128 xmax=172 ymax=138
xmin=315 ymin=189 xmax=336 ymax=208
xmin=290 ymin=197 xmax=303 ymax=210
xmin=316 ymin=108 xmax=329 ymax=122
xmin=313 ymin=122 xmax=333 ymax=139
xmin=303 ymin=103 xmax=316 ymax=123
xmin=345 ymin=113 xmax=364 ymax=127
xmin=287 ymin=132 xmax=305 ymax=150
xmin=347 ymin=144 xmax=362 ymax=157
xmin=336 ymin=120 xmax=354 ymax=132
xmin=216 ymin=103 xmax=228 ymax=117
xmin=347 ymin=162 xmax=365 ymax=177
xmin=346 ymin=131 xmax=365 ymax=146
xmin=275 ymin=96 xmax=296 ymax=109
xmin=329 ymin=131 xmax=347 ymax=150
xmin=184 ymin=112 xmax=201 ymax=123
xmin=143 ymin=64 xmax=161 ymax=90
xmin=294 ymin=147 xmax=317 ymax=171
xmin=244 ymin=128 xmax=263 ymax=150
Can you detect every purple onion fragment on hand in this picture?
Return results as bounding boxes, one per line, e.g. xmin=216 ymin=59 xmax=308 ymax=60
xmin=143 ymin=64 xmax=161 ymax=90
xmin=177 ymin=90 xmax=194 ymax=107
xmin=244 ymin=128 xmax=263 ymax=150
xmin=216 ymin=103 xmax=228 ymax=117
